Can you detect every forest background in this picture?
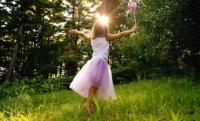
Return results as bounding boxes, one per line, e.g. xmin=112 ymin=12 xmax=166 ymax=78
xmin=0 ymin=0 xmax=200 ymax=97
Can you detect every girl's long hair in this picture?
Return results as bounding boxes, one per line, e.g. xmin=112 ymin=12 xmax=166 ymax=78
xmin=91 ymin=20 xmax=109 ymax=39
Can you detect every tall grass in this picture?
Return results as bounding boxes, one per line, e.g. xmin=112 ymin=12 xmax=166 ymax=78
xmin=0 ymin=77 xmax=200 ymax=121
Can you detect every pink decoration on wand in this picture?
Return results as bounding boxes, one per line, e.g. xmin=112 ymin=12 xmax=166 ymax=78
xmin=126 ymin=0 xmax=137 ymax=24
xmin=122 ymin=0 xmax=146 ymax=24
xmin=129 ymin=2 xmax=137 ymax=11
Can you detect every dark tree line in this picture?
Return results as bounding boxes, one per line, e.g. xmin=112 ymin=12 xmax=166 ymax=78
xmin=0 ymin=0 xmax=199 ymax=83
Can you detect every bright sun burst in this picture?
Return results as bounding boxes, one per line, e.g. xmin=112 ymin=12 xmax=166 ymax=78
xmin=97 ymin=15 xmax=109 ymax=24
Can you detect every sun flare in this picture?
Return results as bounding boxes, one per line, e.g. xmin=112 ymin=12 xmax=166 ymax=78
xmin=97 ymin=15 xmax=109 ymax=24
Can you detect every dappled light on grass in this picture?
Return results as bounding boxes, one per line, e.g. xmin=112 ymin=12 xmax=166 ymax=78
xmin=61 ymin=104 xmax=74 ymax=112
xmin=0 ymin=78 xmax=200 ymax=120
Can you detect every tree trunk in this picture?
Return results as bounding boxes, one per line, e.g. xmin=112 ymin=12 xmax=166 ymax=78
xmin=5 ymin=24 xmax=23 ymax=81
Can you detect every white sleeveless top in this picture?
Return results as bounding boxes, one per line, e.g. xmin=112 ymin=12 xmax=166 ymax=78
xmin=91 ymin=37 xmax=109 ymax=60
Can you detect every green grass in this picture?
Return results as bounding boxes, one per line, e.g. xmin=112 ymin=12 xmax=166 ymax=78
xmin=0 ymin=78 xmax=200 ymax=121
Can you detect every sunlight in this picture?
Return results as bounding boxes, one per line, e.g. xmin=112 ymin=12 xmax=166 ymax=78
xmin=96 ymin=15 xmax=109 ymax=25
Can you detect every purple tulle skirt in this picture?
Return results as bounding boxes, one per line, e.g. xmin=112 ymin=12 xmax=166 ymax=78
xmin=69 ymin=57 xmax=117 ymax=100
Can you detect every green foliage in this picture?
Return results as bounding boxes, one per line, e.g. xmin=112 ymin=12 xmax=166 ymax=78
xmin=0 ymin=78 xmax=200 ymax=120
xmin=140 ymin=0 xmax=200 ymax=75
xmin=109 ymin=0 xmax=200 ymax=82
xmin=112 ymin=65 xmax=136 ymax=84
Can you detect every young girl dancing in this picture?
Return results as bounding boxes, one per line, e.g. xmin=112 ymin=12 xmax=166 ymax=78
xmin=69 ymin=20 xmax=138 ymax=116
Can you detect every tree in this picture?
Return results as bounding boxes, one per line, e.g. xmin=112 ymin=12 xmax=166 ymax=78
xmin=61 ymin=0 xmax=100 ymax=76
xmin=1 ymin=0 xmax=66 ymax=80
xmin=2 ymin=0 xmax=33 ymax=81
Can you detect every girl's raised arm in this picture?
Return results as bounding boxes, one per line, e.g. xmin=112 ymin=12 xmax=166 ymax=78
xmin=106 ymin=25 xmax=138 ymax=41
xmin=68 ymin=29 xmax=91 ymax=44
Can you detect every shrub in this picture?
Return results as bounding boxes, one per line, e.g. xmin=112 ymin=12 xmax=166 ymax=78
xmin=0 ymin=76 xmax=74 ymax=99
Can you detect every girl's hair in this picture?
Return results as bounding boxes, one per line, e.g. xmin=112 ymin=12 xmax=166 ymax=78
xmin=91 ymin=20 xmax=109 ymax=39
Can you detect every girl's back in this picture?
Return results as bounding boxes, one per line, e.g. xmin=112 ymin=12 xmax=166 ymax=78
xmin=91 ymin=37 xmax=109 ymax=60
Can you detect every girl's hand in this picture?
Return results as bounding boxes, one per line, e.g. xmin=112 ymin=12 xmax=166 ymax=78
xmin=132 ymin=25 xmax=138 ymax=32
xmin=68 ymin=29 xmax=91 ymax=43
xmin=68 ymin=29 xmax=79 ymax=35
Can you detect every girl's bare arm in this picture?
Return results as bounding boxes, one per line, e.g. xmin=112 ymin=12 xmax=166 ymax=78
xmin=106 ymin=25 xmax=138 ymax=41
xmin=68 ymin=29 xmax=91 ymax=44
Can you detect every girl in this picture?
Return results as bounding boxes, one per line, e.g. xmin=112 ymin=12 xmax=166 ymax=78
xmin=69 ymin=20 xmax=138 ymax=116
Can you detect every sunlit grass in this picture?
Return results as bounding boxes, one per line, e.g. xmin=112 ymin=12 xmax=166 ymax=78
xmin=0 ymin=78 xmax=200 ymax=121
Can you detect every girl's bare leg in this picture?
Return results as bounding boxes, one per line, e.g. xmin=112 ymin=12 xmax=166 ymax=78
xmin=84 ymin=86 xmax=97 ymax=116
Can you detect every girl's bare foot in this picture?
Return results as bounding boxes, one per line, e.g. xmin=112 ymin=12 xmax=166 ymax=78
xmin=84 ymin=103 xmax=91 ymax=116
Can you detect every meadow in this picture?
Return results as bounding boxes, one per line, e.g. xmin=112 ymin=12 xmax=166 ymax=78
xmin=0 ymin=77 xmax=200 ymax=121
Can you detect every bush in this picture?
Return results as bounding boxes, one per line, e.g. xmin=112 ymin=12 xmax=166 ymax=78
xmin=0 ymin=76 xmax=74 ymax=99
